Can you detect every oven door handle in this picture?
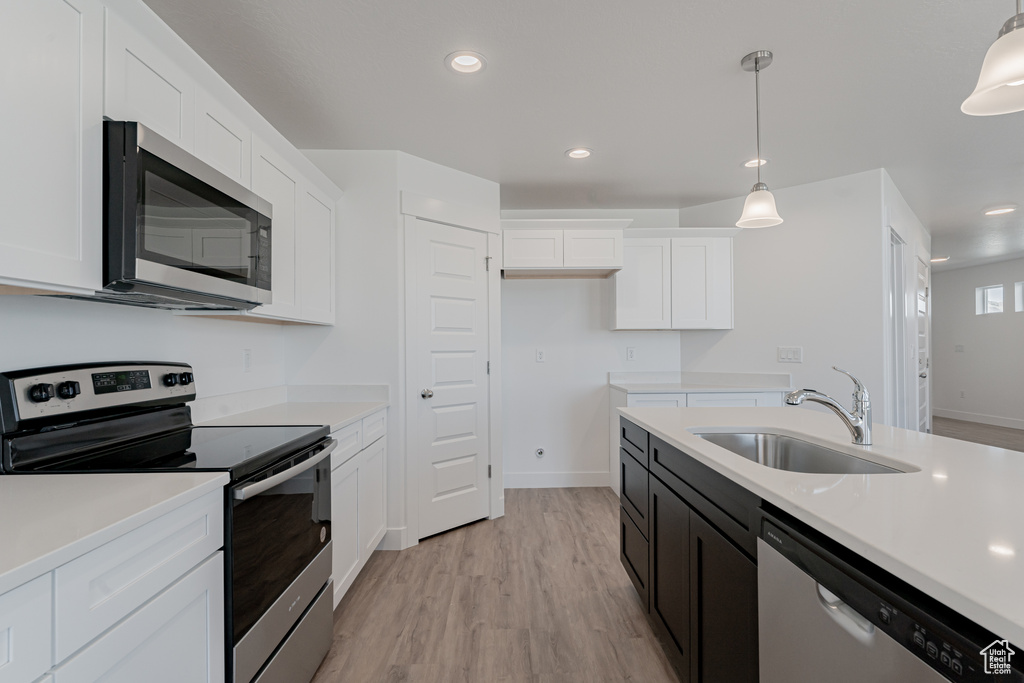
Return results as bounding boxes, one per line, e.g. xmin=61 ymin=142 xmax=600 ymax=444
xmin=232 ymin=438 xmax=337 ymax=500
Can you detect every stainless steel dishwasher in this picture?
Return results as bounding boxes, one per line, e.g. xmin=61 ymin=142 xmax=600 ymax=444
xmin=758 ymin=511 xmax=1024 ymax=683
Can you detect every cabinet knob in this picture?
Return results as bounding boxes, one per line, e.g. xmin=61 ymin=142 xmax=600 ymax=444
xmin=421 ymin=389 xmax=434 ymax=399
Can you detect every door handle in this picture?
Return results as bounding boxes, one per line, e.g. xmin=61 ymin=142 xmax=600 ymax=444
xmin=919 ymin=372 xmax=928 ymax=379
xmin=817 ymin=583 xmax=875 ymax=644
xmin=421 ymin=389 xmax=434 ymax=399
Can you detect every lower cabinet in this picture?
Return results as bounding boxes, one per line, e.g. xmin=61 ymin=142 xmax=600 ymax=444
xmin=621 ymin=418 xmax=759 ymax=683
xmin=330 ymin=411 xmax=388 ymax=607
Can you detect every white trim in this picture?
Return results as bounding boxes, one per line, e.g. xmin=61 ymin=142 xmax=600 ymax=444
xmin=627 ymin=227 xmax=742 ymax=239
xmin=501 ymin=218 xmax=632 ymax=231
xmin=503 ymin=472 xmax=612 ymax=489
xmin=379 ymin=527 xmax=409 ymax=551
xmin=933 ymin=409 xmax=1024 ymax=432
xmin=487 ymin=231 xmax=505 ymax=521
xmin=400 ymin=191 xmax=500 ymax=233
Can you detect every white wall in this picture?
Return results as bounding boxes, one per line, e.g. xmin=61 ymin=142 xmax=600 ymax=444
xmin=500 ymin=209 xmax=683 ymax=487
xmin=675 ymin=170 xmax=892 ymax=419
xmin=0 ymin=295 xmax=286 ymax=395
xmin=288 ymin=150 xmax=500 ymax=547
xmin=932 ymin=257 xmax=1024 ymax=429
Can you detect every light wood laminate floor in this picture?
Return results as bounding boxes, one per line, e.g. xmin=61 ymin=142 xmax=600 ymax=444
xmin=932 ymin=416 xmax=1024 ymax=453
xmin=311 ymin=488 xmax=679 ymax=683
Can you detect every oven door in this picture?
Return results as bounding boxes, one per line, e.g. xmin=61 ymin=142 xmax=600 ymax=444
xmin=229 ymin=438 xmax=335 ymax=683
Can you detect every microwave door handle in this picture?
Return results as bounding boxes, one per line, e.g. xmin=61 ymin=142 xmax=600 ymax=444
xmin=232 ymin=438 xmax=337 ymax=500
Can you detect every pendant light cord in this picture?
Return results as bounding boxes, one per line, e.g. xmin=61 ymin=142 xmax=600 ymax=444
xmin=755 ymin=58 xmax=762 ymax=186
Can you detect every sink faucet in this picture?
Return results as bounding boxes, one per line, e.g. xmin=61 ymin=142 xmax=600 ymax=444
xmin=785 ymin=366 xmax=872 ymax=445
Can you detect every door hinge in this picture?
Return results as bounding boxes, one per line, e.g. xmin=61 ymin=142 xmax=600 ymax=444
xmin=488 ymin=465 xmax=492 ymax=478
xmin=487 ymin=361 xmax=490 ymax=375
xmin=485 ymin=256 xmax=492 ymax=271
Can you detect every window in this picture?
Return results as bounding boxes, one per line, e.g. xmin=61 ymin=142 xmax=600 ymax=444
xmin=1016 ymin=282 xmax=1023 ymax=313
xmin=976 ymin=285 xmax=1004 ymax=314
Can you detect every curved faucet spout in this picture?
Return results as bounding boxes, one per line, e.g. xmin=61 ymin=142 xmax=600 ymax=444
xmin=785 ymin=368 xmax=873 ymax=445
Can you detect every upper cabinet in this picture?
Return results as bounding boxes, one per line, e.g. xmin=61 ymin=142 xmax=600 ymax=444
xmin=501 ymin=219 xmax=629 ymax=278
xmin=0 ymin=0 xmax=104 ymax=294
xmin=0 ymin=0 xmax=340 ymax=324
xmin=613 ymin=229 xmax=738 ymax=330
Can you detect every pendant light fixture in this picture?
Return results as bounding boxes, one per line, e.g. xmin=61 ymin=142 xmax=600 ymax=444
xmin=736 ymin=51 xmax=783 ymax=228
xmin=962 ymin=0 xmax=1024 ymax=116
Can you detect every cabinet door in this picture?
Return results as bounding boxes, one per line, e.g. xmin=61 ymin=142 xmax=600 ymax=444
xmin=53 ymin=552 xmax=224 ymax=683
xmin=358 ymin=436 xmax=387 ymax=556
xmin=563 ymin=230 xmax=622 ymax=268
xmin=620 ymin=448 xmax=649 ymax=536
xmin=252 ymin=136 xmax=301 ymax=320
xmin=298 ymin=183 xmax=335 ymax=324
xmin=671 ymin=237 xmax=733 ymax=330
xmin=0 ymin=0 xmax=103 ymax=293
xmin=502 ymin=229 xmax=563 ymax=268
xmin=686 ymin=392 xmax=783 ymax=408
xmin=648 ymin=475 xmax=690 ymax=664
xmin=613 ymin=238 xmax=671 ymax=329
xmin=620 ymin=507 xmax=649 ymax=611
xmin=0 ymin=574 xmax=52 ymax=683
xmin=195 ymin=86 xmax=251 ymax=187
xmin=688 ymin=513 xmax=758 ymax=683
xmin=104 ymin=10 xmax=195 ymax=151
xmin=331 ymin=455 xmax=360 ymax=608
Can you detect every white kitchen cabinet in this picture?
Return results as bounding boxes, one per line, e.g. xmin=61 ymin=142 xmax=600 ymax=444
xmin=501 ymin=219 xmax=630 ymax=278
xmin=613 ymin=231 xmax=736 ymax=330
xmin=105 ymin=10 xmax=195 ymax=151
xmin=0 ymin=574 xmax=52 ymax=683
xmin=252 ymin=136 xmax=301 ymax=320
xmin=52 ymin=553 xmax=224 ymax=683
xmin=627 ymin=393 xmax=687 ymax=408
xmin=297 ymin=184 xmax=336 ymax=324
xmin=0 ymin=0 xmax=104 ymax=294
xmin=686 ymin=392 xmax=783 ymax=408
xmin=195 ymin=86 xmax=252 ymax=187
xmin=330 ymin=410 xmax=388 ymax=607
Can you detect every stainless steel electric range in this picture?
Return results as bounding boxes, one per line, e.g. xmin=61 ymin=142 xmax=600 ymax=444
xmin=0 ymin=361 xmax=336 ymax=683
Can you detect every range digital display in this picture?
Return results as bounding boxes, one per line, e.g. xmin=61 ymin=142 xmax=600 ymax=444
xmin=92 ymin=370 xmax=152 ymax=395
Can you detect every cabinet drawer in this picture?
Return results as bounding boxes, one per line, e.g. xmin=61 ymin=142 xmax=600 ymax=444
xmin=53 ymin=552 xmax=224 ymax=683
xmin=649 ymin=435 xmax=760 ymax=557
xmin=361 ymin=409 xmax=387 ymax=447
xmin=685 ymin=392 xmax=783 ymax=408
xmin=620 ymin=507 xmax=649 ymax=612
xmin=54 ymin=489 xmax=223 ymax=661
xmin=0 ymin=574 xmax=52 ymax=683
xmin=620 ymin=449 xmax=648 ymax=537
xmin=330 ymin=421 xmax=362 ymax=470
xmin=620 ymin=417 xmax=648 ymax=466
xmin=626 ymin=393 xmax=686 ymax=408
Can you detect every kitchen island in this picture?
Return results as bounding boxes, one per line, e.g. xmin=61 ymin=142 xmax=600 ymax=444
xmin=619 ymin=405 xmax=1024 ymax=649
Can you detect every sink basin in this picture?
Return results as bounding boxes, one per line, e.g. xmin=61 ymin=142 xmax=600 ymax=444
xmin=692 ymin=432 xmax=905 ymax=475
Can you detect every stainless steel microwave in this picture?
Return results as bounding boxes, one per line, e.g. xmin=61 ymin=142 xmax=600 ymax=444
xmin=101 ymin=121 xmax=272 ymax=310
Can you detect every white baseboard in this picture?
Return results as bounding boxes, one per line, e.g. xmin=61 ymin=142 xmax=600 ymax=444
xmin=503 ymin=471 xmax=611 ymax=489
xmin=933 ymin=409 xmax=1024 ymax=431
xmin=380 ymin=526 xmax=413 ymax=551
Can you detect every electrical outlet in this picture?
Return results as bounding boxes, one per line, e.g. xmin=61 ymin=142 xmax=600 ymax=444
xmin=960 ymin=391 xmax=966 ymax=399
xmin=777 ymin=346 xmax=804 ymax=363
xmin=242 ymin=348 xmax=252 ymax=372
xmin=536 ymin=348 xmax=545 ymax=363
xmin=955 ymin=345 xmax=965 ymax=353
xmin=626 ymin=347 xmax=637 ymax=362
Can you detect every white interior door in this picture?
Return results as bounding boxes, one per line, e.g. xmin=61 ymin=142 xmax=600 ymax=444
xmin=917 ymin=258 xmax=931 ymax=432
xmin=409 ymin=219 xmax=490 ymax=539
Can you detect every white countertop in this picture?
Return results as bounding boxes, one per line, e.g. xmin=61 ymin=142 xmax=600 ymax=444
xmin=0 ymin=471 xmax=228 ymax=596
xmin=197 ymin=401 xmax=387 ymax=434
xmin=619 ymin=406 xmax=1024 ymax=646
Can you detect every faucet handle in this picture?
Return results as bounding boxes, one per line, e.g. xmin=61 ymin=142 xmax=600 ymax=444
xmin=832 ymin=366 xmax=868 ymax=396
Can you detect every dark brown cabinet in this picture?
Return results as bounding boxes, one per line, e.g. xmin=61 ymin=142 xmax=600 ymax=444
xmin=620 ymin=417 xmax=759 ymax=683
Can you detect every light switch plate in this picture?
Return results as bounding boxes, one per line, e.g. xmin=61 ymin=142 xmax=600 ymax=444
xmin=536 ymin=348 xmax=545 ymax=363
xmin=777 ymin=346 xmax=803 ymax=363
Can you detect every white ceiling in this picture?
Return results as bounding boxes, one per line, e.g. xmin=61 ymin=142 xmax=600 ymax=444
xmin=143 ymin=0 xmax=1024 ymax=270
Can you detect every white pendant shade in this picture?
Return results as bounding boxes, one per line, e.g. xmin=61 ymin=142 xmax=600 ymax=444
xmin=963 ymin=22 xmax=1024 ymax=116
xmin=736 ymin=188 xmax=783 ymax=228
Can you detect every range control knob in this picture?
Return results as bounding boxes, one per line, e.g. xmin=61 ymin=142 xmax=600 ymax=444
xmin=57 ymin=381 xmax=81 ymax=400
xmin=163 ymin=373 xmax=180 ymax=387
xmin=179 ymin=372 xmax=194 ymax=386
xmin=29 ymin=383 xmax=54 ymax=403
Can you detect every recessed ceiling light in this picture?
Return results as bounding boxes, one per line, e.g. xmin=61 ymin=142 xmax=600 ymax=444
xmin=984 ymin=204 xmax=1017 ymax=216
xmin=989 ymin=544 xmax=1016 ymax=557
xmin=930 ymin=256 xmax=950 ymax=263
xmin=565 ymin=148 xmax=592 ymax=159
xmin=445 ymin=51 xmax=486 ymax=74
xmin=744 ymin=158 xmax=767 ymax=168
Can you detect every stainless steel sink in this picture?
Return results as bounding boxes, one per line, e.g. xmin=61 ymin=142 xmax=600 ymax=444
xmin=692 ymin=432 xmax=905 ymax=475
